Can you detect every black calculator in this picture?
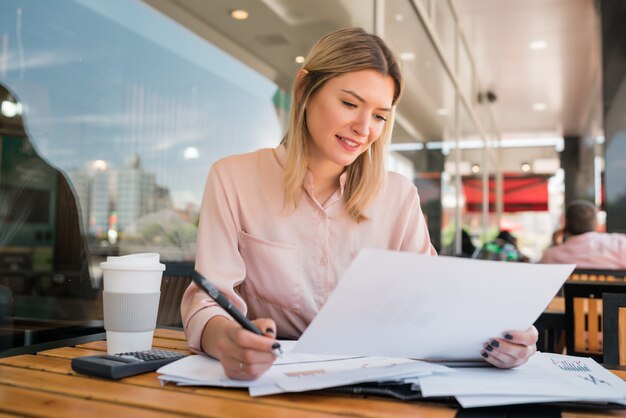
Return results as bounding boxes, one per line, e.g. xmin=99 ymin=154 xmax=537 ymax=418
xmin=71 ymin=349 xmax=187 ymax=380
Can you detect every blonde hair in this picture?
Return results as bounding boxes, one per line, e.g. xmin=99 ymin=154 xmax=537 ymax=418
xmin=281 ymin=27 xmax=403 ymax=222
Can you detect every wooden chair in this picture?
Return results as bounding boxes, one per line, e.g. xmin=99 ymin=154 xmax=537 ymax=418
xmin=564 ymin=280 xmax=626 ymax=362
xmin=602 ymin=292 xmax=626 ymax=365
xmin=534 ymin=296 xmax=565 ymax=354
xmin=156 ymin=262 xmax=194 ymax=327
xmin=568 ymin=268 xmax=626 ymax=282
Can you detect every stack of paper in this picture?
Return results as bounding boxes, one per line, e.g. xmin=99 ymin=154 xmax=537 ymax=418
xmin=415 ymin=352 xmax=626 ymax=408
xmin=158 ymin=349 xmax=626 ymax=407
xmin=157 ymin=341 xmax=455 ymax=397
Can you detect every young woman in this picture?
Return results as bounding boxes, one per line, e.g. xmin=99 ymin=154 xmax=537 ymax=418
xmin=181 ymin=27 xmax=538 ymax=380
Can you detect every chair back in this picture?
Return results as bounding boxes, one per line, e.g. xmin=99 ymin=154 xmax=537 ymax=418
xmin=564 ymin=280 xmax=626 ymax=362
xmin=602 ymin=292 xmax=626 ymax=365
xmin=156 ymin=262 xmax=194 ymax=327
xmin=568 ymin=268 xmax=626 ymax=282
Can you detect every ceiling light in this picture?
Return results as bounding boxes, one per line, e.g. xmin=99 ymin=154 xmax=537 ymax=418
xmin=532 ymin=103 xmax=547 ymax=111
xmin=390 ymin=143 xmax=424 ymax=151
xmin=521 ymin=162 xmax=531 ymax=172
xmin=471 ymin=163 xmax=480 ymax=174
xmin=230 ymin=9 xmax=249 ymax=20
xmin=294 ymin=55 xmax=305 ymax=64
xmin=1 ymin=100 xmax=22 ymax=117
xmin=184 ymin=146 xmax=200 ymax=160
xmin=395 ymin=13 xmax=404 ymax=22
xmin=399 ymin=52 xmax=415 ymax=61
xmin=529 ymin=40 xmax=547 ymax=50
xmin=91 ymin=160 xmax=108 ymax=171
xmin=436 ymin=108 xmax=449 ymax=116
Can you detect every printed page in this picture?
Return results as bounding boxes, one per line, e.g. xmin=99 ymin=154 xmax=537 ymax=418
xmin=294 ymin=249 xmax=574 ymax=359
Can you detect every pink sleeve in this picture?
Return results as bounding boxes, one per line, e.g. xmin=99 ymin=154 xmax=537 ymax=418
xmin=400 ymin=185 xmax=437 ymax=256
xmin=181 ymin=163 xmax=246 ymax=353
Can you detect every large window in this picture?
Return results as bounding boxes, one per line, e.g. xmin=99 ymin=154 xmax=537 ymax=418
xmin=0 ymin=0 xmax=282 ymax=354
xmin=1 ymin=0 xmax=283 ymax=261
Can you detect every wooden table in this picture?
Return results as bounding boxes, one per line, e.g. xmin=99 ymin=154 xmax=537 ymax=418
xmin=0 ymin=328 xmax=624 ymax=418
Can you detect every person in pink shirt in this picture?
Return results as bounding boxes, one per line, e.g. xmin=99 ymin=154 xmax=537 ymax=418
xmin=181 ymin=27 xmax=538 ymax=380
xmin=541 ymin=200 xmax=626 ymax=268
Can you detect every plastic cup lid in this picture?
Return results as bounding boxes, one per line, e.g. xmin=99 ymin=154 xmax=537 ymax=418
xmin=100 ymin=253 xmax=166 ymax=271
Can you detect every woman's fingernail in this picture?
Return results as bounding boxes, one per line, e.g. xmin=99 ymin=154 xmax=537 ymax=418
xmin=481 ymin=351 xmax=489 ymax=358
xmin=491 ymin=340 xmax=500 ymax=348
xmin=272 ymin=342 xmax=281 ymax=350
xmin=485 ymin=344 xmax=494 ymax=352
xmin=265 ymin=328 xmax=275 ymax=334
xmin=504 ymin=333 xmax=513 ymax=340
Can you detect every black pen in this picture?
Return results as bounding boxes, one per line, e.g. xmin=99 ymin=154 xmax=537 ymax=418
xmin=191 ymin=270 xmax=282 ymax=356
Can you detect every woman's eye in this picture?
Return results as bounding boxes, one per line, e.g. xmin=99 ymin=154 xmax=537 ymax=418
xmin=374 ymin=114 xmax=388 ymax=122
xmin=342 ymin=100 xmax=357 ymax=108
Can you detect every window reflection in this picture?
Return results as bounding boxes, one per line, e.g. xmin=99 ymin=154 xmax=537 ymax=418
xmin=0 ymin=0 xmax=282 ymax=354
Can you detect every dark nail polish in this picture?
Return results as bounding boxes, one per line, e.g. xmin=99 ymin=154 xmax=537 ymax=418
xmin=504 ymin=333 xmax=513 ymax=340
xmin=265 ymin=328 xmax=275 ymax=334
xmin=481 ymin=351 xmax=488 ymax=358
xmin=272 ymin=342 xmax=281 ymax=350
xmin=485 ymin=344 xmax=493 ymax=352
xmin=491 ymin=340 xmax=500 ymax=348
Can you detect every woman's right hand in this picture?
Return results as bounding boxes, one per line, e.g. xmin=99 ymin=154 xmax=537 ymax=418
xmin=202 ymin=316 xmax=278 ymax=380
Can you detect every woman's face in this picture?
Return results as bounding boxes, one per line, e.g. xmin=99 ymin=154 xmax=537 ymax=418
xmin=305 ymin=69 xmax=394 ymax=173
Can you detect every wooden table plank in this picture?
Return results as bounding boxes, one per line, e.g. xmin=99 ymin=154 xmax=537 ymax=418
xmin=0 ymin=385 xmax=182 ymax=418
xmin=37 ymin=346 xmax=107 ymax=358
xmin=0 ymin=365 xmax=352 ymax=418
xmin=154 ymin=328 xmax=187 ymax=340
xmin=76 ymin=337 xmax=190 ymax=353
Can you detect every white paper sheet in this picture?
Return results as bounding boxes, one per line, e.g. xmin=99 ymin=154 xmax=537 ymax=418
xmin=273 ymin=357 xmax=452 ymax=393
xmin=417 ymin=352 xmax=626 ymax=406
xmin=294 ymin=249 xmax=574 ymax=360
xmin=156 ymin=340 xmax=453 ymax=397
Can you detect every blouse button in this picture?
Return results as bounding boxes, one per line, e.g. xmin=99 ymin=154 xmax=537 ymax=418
xmin=318 ymin=210 xmax=326 ymax=219
xmin=320 ymin=256 xmax=329 ymax=265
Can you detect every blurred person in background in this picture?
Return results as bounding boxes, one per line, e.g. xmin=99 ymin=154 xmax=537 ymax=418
xmin=540 ymin=200 xmax=626 ymax=268
xmin=475 ymin=230 xmax=528 ymax=262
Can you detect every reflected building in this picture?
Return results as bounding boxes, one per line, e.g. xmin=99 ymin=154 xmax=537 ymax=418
xmin=114 ymin=156 xmax=158 ymax=235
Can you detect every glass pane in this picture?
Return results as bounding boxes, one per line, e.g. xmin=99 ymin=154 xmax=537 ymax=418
xmin=0 ymin=0 xmax=282 ymax=354
xmin=385 ymin=0 xmax=456 ymax=144
xmin=434 ymin=0 xmax=456 ymax=70
xmin=459 ymin=41 xmax=474 ymax=102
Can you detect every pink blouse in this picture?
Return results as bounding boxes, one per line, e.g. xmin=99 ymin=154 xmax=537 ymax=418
xmin=181 ymin=145 xmax=436 ymax=352
xmin=540 ymin=231 xmax=626 ymax=269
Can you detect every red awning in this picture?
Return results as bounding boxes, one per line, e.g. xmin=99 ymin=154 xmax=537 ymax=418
xmin=462 ymin=174 xmax=550 ymax=213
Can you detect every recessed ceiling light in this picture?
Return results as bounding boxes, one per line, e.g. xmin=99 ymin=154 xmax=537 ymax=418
xmin=294 ymin=55 xmax=305 ymax=64
xmin=399 ymin=52 xmax=415 ymax=61
xmin=230 ymin=9 xmax=249 ymax=20
xmin=529 ymin=40 xmax=547 ymax=50
xmin=184 ymin=146 xmax=200 ymax=160
xmin=436 ymin=108 xmax=449 ymax=116
xmin=532 ymin=103 xmax=547 ymax=111
xmin=471 ymin=163 xmax=480 ymax=174
xmin=395 ymin=13 xmax=404 ymax=22
xmin=521 ymin=162 xmax=532 ymax=172
xmin=91 ymin=160 xmax=108 ymax=171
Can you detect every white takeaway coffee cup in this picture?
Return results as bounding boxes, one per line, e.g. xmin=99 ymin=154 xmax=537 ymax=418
xmin=100 ymin=253 xmax=165 ymax=354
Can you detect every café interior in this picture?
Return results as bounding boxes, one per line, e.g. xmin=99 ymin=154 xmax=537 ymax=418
xmin=0 ymin=1 xmax=625 ymax=411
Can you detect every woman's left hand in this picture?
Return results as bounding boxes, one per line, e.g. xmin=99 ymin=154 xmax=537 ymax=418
xmin=482 ymin=326 xmax=538 ymax=368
